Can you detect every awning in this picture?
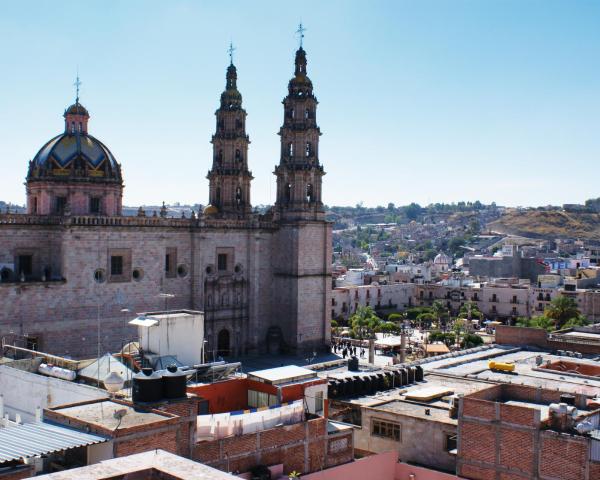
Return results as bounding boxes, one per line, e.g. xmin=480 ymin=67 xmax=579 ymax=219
xmin=0 ymin=422 xmax=108 ymax=463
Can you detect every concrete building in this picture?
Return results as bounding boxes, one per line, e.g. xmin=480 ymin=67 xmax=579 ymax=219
xmin=331 ymin=283 xmax=416 ymax=321
xmin=0 ymin=45 xmax=332 ymax=359
xmin=468 ymin=245 xmax=546 ymax=283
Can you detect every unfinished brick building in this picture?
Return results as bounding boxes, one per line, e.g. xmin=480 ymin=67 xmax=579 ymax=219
xmin=457 ymin=383 xmax=600 ymax=480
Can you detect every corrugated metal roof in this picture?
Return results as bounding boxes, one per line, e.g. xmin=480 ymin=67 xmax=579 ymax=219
xmin=0 ymin=422 xmax=108 ymax=463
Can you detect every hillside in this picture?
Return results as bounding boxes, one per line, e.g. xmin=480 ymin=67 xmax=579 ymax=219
xmin=488 ymin=209 xmax=600 ymax=239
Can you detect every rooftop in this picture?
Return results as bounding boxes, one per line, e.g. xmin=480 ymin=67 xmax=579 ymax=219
xmin=35 ymin=449 xmax=238 ymax=479
xmin=50 ymin=400 xmax=173 ymax=431
xmin=247 ymin=365 xmax=317 ymax=385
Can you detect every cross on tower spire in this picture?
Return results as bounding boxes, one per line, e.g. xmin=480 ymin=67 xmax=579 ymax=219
xmin=73 ymin=73 xmax=82 ymax=104
xmin=296 ymin=22 xmax=306 ymax=48
xmin=228 ymin=42 xmax=236 ymax=65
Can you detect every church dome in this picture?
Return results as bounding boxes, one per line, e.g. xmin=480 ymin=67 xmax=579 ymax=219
xmin=27 ymin=102 xmax=121 ymax=184
xmin=65 ymin=102 xmax=89 ymax=116
xmin=434 ymin=252 xmax=450 ymax=265
xmin=203 ymin=204 xmax=219 ymax=215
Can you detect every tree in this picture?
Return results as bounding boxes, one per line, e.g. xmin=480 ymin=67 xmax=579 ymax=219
xmin=416 ymin=312 xmax=436 ymax=329
xmin=544 ymin=296 xmax=581 ymax=330
xmin=432 ymin=301 xmax=448 ymax=328
xmin=349 ymin=306 xmax=383 ymax=340
xmin=461 ymin=333 xmax=484 ymax=349
xmin=459 ymin=301 xmax=483 ymax=321
xmin=405 ymin=203 xmax=422 ymax=221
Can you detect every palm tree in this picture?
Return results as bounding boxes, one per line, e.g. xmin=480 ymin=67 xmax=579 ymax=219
xmin=544 ymin=296 xmax=580 ymax=330
xmin=349 ymin=306 xmax=382 ymax=340
xmin=432 ymin=300 xmax=447 ymax=329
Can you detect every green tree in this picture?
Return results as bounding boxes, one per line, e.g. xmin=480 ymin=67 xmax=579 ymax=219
xmin=405 ymin=203 xmax=422 ymax=221
xmin=349 ymin=306 xmax=383 ymax=339
xmin=461 ymin=333 xmax=484 ymax=349
xmin=432 ymin=300 xmax=448 ymax=327
xmin=545 ymin=296 xmax=581 ymax=330
xmin=416 ymin=312 xmax=436 ymax=329
xmin=459 ymin=301 xmax=483 ymax=321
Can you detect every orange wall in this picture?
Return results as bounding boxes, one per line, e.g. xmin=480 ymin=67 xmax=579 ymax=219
xmin=187 ymin=377 xmax=328 ymax=414
xmin=187 ymin=378 xmax=248 ymax=414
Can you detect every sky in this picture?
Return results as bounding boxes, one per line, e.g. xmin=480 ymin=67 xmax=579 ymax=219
xmin=1 ymin=0 xmax=599 ymax=208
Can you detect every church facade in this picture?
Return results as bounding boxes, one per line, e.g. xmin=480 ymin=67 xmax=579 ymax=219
xmin=0 ymin=47 xmax=332 ymax=359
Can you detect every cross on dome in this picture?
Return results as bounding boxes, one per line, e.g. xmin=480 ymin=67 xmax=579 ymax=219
xmin=296 ymin=22 xmax=306 ymax=48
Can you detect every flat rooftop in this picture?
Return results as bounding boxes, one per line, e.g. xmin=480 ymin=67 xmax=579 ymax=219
xmin=52 ymin=401 xmax=172 ymax=431
xmin=247 ymin=365 xmax=317 ymax=385
xmin=345 ymin=374 xmax=493 ymax=415
xmin=373 ymin=400 xmax=456 ymax=425
xmin=422 ymin=347 xmax=600 ymax=397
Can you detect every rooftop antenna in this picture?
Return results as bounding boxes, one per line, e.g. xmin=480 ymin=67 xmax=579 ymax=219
xmin=74 ymin=69 xmax=82 ymax=104
xmin=227 ymin=41 xmax=236 ymax=65
xmin=296 ymin=22 xmax=306 ymax=48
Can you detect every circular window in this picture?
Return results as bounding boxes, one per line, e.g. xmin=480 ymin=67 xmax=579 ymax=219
xmin=93 ymin=269 xmax=106 ymax=284
xmin=132 ymin=268 xmax=144 ymax=281
xmin=177 ymin=264 xmax=188 ymax=278
xmin=234 ymin=264 xmax=242 ymax=274
xmin=206 ymin=265 xmax=213 ymax=275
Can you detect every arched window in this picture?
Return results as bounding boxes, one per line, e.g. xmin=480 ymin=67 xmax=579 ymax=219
xmin=235 ymin=119 xmax=242 ymax=129
xmin=217 ymin=150 xmax=223 ymax=162
xmin=306 ymin=184 xmax=314 ymax=203
xmin=305 ymin=142 xmax=312 ymax=157
xmin=215 ymin=187 xmax=221 ymax=207
xmin=221 ymin=293 xmax=229 ymax=306
xmin=71 ymin=122 xmax=75 ymax=134
xmin=285 ymin=183 xmax=292 ymax=203
xmin=236 ymin=187 xmax=242 ymax=206
xmin=235 ymin=149 xmax=241 ymax=162
xmin=78 ymin=122 xmax=82 ymax=133
xmin=207 ymin=294 xmax=213 ymax=307
xmin=288 ymin=142 xmax=294 ymax=157
xmin=305 ymin=108 xmax=310 ymax=119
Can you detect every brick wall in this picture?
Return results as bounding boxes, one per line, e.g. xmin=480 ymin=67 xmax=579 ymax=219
xmin=495 ymin=325 xmax=548 ymax=348
xmin=193 ymin=417 xmax=352 ymax=476
xmin=458 ymin=385 xmax=595 ymax=480
xmin=0 ymin=466 xmax=36 ymax=480
xmin=539 ymin=431 xmax=589 ymax=480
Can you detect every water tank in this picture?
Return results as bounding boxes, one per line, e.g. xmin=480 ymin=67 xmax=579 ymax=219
xmin=415 ymin=365 xmax=424 ymax=382
xmin=407 ymin=366 xmax=415 ymax=384
xmin=560 ymin=394 xmax=576 ymax=406
xmin=488 ymin=361 xmax=515 ymax=372
xmin=132 ymin=368 xmax=162 ymax=403
xmin=348 ymin=356 xmax=360 ymax=372
xmin=39 ymin=363 xmax=76 ymax=381
xmin=162 ymin=364 xmax=188 ymax=399
xmin=398 ymin=368 xmax=408 ymax=386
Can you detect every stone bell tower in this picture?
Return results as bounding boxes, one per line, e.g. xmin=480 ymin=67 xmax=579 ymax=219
xmin=271 ymin=35 xmax=332 ymax=354
xmin=274 ymin=44 xmax=325 ymax=221
xmin=207 ymin=48 xmax=252 ymax=216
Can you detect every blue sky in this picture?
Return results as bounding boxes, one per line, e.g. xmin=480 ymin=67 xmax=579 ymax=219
xmin=1 ymin=1 xmax=599 ymax=208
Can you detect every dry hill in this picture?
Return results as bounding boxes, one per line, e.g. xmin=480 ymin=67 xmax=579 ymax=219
xmin=488 ymin=209 xmax=600 ymax=240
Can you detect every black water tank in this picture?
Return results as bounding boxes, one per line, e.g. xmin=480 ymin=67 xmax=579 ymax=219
xmin=415 ymin=365 xmax=424 ymax=382
xmin=132 ymin=368 xmax=162 ymax=403
xmin=393 ymin=370 xmax=402 ymax=387
xmin=407 ymin=366 xmax=415 ymax=384
xmin=162 ymin=364 xmax=188 ymax=399
xmin=328 ymin=381 xmax=338 ymax=399
xmin=560 ymin=393 xmax=576 ymax=406
xmin=344 ymin=377 xmax=355 ymax=396
xmin=363 ymin=376 xmax=373 ymax=394
xmin=348 ymin=356 xmax=360 ymax=372
xmin=398 ymin=368 xmax=408 ymax=385
xmin=352 ymin=375 xmax=364 ymax=395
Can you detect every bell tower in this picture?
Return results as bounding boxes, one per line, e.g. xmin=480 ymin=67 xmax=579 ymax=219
xmin=270 ymin=28 xmax=332 ymax=355
xmin=274 ymin=43 xmax=325 ymax=221
xmin=207 ymin=45 xmax=252 ymax=216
